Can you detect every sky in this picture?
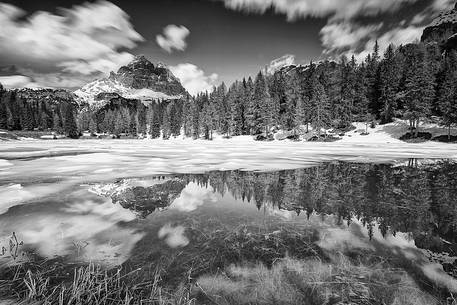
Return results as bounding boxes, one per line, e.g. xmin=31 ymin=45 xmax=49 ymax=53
xmin=0 ymin=0 xmax=455 ymax=95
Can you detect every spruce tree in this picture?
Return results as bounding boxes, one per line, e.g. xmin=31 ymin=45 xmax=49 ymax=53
xmin=403 ymin=45 xmax=435 ymax=137
xmin=339 ymin=56 xmax=357 ymax=128
xmin=89 ymin=117 xmax=97 ymax=135
xmin=366 ymin=42 xmax=382 ymax=116
xmin=310 ymin=77 xmax=331 ymax=138
xmin=21 ymin=104 xmax=34 ymax=131
xmin=437 ymin=51 xmax=457 ymax=140
xmin=294 ymin=95 xmax=309 ymax=135
xmin=252 ymin=71 xmax=269 ymax=135
xmin=162 ymin=105 xmax=171 ymax=139
xmin=244 ymin=77 xmax=254 ymax=135
xmin=149 ymin=104 xmax=161 ymax=139
xmin=379 ymin=44 xmax=400 ymax=124
xmin=63 ymin=103 xmax=79 ymax=138
xmin=53 ymin=111 xmax=63 ymax=134
xmin=0 ymin=101 xmax=7 ymax=130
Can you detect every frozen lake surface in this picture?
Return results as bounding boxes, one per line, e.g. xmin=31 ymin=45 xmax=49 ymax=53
xmin=1 ymin=139 xmax=457 ymax=304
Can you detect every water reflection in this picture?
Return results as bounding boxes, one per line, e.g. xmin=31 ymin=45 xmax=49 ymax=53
xmin=1 ymin=159 xmax=457 ymax=295
xmin=177 ymin=160 xmax=457 ymax=256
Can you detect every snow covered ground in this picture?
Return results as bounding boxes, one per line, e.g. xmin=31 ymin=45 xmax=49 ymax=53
xmin=1 ymin=136 xmax=457 ymax=177
xmin=338 ymin=120 xmax=457 ymax=143
xmin=0 ymin=119 xmax=456 ymax=210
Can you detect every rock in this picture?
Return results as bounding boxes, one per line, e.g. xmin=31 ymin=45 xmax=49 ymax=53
xmin=108 ymin=55 xmax=186 ymax=96
xmin=75 ymin=55 xmax=187 ymax=107
xmin=254 ymin=133 xmax=274 ymax=141
xmin=421 ymin=2 xmax=457 ymax=50
xmin=399 ymin=131 xmax=432 ymax=142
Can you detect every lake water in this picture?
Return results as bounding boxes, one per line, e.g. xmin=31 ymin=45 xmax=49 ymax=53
xmin=1 ymin=141 xmax=457 ymax=304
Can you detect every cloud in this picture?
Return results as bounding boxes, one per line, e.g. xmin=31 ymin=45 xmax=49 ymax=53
xmin=169 ymin=63 xmax=218 ymax=95
xmin=0 ymin=75 xmax=39 ymax=89
xmin=348 ymin=25 xmax=424 ymax=62
xmin=320 ymin=22 xmax=383 ymax=53
xmin=431 ymin=0 xmax=455 ymax=11
xmin=0 ymin=1 xmax=143 ymax=88
xmin=219 ymin=0 xmax=420 ymax=21
xmin=59 ymin=52 xmax=135 ymax=76
xmin=0 ymin=70 xmax=103 ymax=89
xmin=369 ymin=25 xmax=423 ymax=51
xmin=219 ymin=0 xmax=445 ymax=61
xmin=156 ymin=25 xmax=190 ymax=53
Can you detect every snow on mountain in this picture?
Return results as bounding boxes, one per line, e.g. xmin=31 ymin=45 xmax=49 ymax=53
xmin=74 ymin=78 xmax=182 ymax=106
xmin=264 ymin=54 xmax=296 ymax=75
xmin=74 ymin=55 xmax=187 ymax=106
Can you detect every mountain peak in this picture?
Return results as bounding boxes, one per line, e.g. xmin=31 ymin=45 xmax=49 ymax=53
xmin=127 ymin=55 xmax=155 ymax=70
xmin=74 ymin=56 xmax=187 ymax=106
xmin=106 ymin=56 xmax=186 ymax=95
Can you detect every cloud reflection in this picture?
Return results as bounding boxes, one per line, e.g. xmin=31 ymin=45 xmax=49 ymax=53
xmin=170 ymin=182 xmax=218 ymax=212
xmin=158 ymin=224 xmax=189 ymax=248
xmin=0 ymin=197 xmax=143 ymax=266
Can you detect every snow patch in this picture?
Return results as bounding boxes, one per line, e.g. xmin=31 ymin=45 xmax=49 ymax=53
xmin=74 ymin=78 xmax=182 ymax=106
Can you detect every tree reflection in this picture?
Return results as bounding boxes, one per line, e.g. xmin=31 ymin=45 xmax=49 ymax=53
xmin=184 ymin=160 xmax=457 ymax=255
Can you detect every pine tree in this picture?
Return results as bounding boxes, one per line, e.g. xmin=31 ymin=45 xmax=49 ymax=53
xmin=162 ymin=105 xmax=171 ymax=139
xmin=227 ymin=81 xmax=244 ymax=136
xmin=366 ymin=42 xmax=382 ymax=116
xmin=53 ymin=111 xmax=63 ymax=134
xmin=129 ymin=111 xmax=137 ymax=135
xmin=191 ymin=96 xmax=200 ymax=139
xmin=63 ymin=103 xmax=79 ymax=138
xmin=437 ymin=51 xmax=457 ymax=140
xmin=0 ymin=101 xmax=7 ymax=130
xmin=379 ymin=44 xmax=400 ymax=124
xmin=403 ymin=45 xmax=435 ymax=137
xmin=21 ymin=103 xmax=34 ymax=131
xmin=269 ymin=73 xmax=287 ymax=129
xmin=136 ymin=103 xmax=147 ymax=135
xmin=89 ymin=116 xmax=97 ymax=135
xmin=244 ymin=77 xmax=254 ymax=135
xmin=310 ymin=77 xmax=331 ymax=138
xmin=294 ymin=95 xmax=309 ymax=135
xmin=149 ymin=104 xmax=161 ymax=139
xmin=339 ymin=56 xmax=357 ymax=128
xmin=252 ymin=71 xmax=270 ymax=135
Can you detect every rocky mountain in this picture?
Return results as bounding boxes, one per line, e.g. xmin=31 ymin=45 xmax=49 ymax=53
xmin=422 ymin=2 xmax=457 ymax=50
xmin=264 ymin=54 xmax=296 ymax=75
xmin=75 ymin=55 xmax=188 ymax=106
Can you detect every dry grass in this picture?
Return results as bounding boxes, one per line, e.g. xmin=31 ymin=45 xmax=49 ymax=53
xmin=0 ymin=263 xmax=195 ymax=305
xmin=195 ymin=255 xmax=444 ymax=305
xmin=1 ymin=225 xmax=455 ymax=305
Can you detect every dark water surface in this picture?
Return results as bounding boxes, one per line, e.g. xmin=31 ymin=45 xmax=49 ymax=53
xmin=1 ymin=159 xmax=457 ymax=298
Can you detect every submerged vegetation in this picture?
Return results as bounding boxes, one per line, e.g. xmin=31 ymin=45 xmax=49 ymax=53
xmin=1 ymin=221 xmax=456 ymax=305
xmin=1 ymin=161 xmax=457 ymax=304
xmin=197 ymin=256 xmax=440 ymax=305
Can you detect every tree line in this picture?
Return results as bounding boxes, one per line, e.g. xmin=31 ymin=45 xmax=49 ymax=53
xmin=185 ymin=42 xmax=457 ymax=140
xmin=0 ymin=86 xmax=79 ymax=138
xmin=1 ymin=41 xmax=457 ymax=140
xmin=76 ymin=94 xmax=186 ymax=139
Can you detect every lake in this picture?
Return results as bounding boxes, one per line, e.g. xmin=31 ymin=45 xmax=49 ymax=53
xmin=1 ymin=140 xmax=457 ymax=305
